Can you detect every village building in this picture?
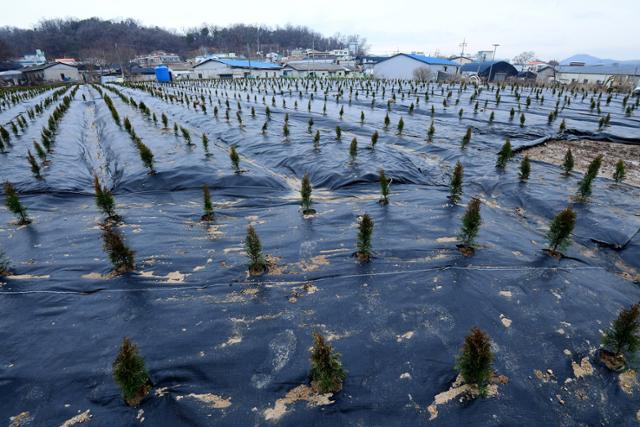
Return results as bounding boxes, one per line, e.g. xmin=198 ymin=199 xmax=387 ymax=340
xmin=193 ymin=58 xmax=281 ymax=79
xmin=21 ymin=62 xmax=81 ymax=83
xmin=372 ymin=53 xmax=458 ymax=80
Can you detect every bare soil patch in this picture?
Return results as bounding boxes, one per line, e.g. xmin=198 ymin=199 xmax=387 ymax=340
xmin=522 ymin=139 xmax=640 ymax=187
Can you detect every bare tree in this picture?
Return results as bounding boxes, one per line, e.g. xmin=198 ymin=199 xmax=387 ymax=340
xmin=512 ymin=51 xmax=536 ymax=65
xmin=413 ymin=66 xmax=432 ymax=82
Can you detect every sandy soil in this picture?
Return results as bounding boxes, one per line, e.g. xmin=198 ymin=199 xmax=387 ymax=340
xmin=523 ymin=139 xmax=640 ymax=187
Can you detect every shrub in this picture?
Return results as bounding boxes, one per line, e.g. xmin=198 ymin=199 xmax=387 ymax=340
xmin=34 ymin=141 xmax=47 ymax=163
xmin=349 ymin=138 xmax=357 ymax=158
xmin=379 ymin=169 xmax=390 ymax=205
xmin=201 ymin=133 xmax=209 ymax=153
xmin=245 ymin=225 xmax=266 ymax=275
xmin=113 ymin=337 xmax=151 ymax=406
xmin=102 ymin=226 xmax=135 ymax=273
xmin=229 ymin=146 xmax=240 ymax=172
xmin=613 ymin=160 xmax=626 ymax=182
xmin=459 ymin=198 xmax=481 ymax=248
xmin=576 ymin=154 xmax=603 ymax=200
xmin=462 ymin=127 xmax=472 ymax=147
xmin=310 ymin=332 xmax=346 ymax=394
xmin=546 ymin=207 xmax=576 ymax=254
xmin=161 ymin=113 xmax=168 ymax=128
xmin=384 ymin=113 xmax=390 ymax=128
xmin=457 ymin=327 xmax=493 ymax=393
xmin=93 ymin=175 xmax=117 ymax=220
xmin=495 ymin=138 xmax=512 ymax=169
xmin=449 ymin=161 xmax=464 ymax=204
xmin=602 ymin=304 xmax=640 ymax=364
xmin=3 ymin=182 xmax=31 ymax=225
xmin=335 ymin=126 xmax=342 ymax=140
xmin=519 ymin=113 xmax=526 ymax=127
xmin=519 ymin=155 xmax=531 ymax=181
xmin=0 ymin=248 xmax=9 ymax=275
xmin=201 ymin=184 xmax=214 ymax=221
xmin=360 ymin=111 xmax=365 ymax=124
xmin=559 ymin=119 xmax=566 ymax=132
xmin=300 ymin=174 xmax=315 ymax=215
xmin=313 ymin=130 xmax=320 ymax=149
xmin=356 ymin=213 xmax=374 ymax=262
xmin=27 ymin=150 xmax=42 ymax=179
xmin=181 ymin=127 xmax=192 ymax=145
xmin=135 ymin=140 xmax=155 ymax=174
xmin=428 ymin=121 xmax=435 ymax=141
xmin=562 ymin=148 xmax=574 ymax=174
xmin=261 ymin=121 xmax=268 ymax=134
xmin=371 ymin=130 xmax=379 ymax=148
xmin=397 ymin=117 xmax=404 ymax=134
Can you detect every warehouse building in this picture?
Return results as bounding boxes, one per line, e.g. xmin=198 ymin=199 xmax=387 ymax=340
xmin=372 ymin=54 xmax=458 ymax=80
xmin=459 ymin=61 xmax=518 ymax=82
xmin=194 ymin=58 xmax=281 ymax=79
xmin=282 ymin=62 xmax=352 ymax=78
xmin=21 ymin=62 xmax=80 ymax=83
xmin=555 ymin=64 xmax=640 ymax=87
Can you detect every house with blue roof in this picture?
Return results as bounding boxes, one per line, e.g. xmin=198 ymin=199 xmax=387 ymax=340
xmin=372 ymin=53 xmax=459 ymax=81
xmin=193 ymin=58 xmax=282 ymax=79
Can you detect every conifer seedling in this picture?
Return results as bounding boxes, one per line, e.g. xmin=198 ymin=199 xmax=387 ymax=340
xmin=495 ymin=138 xmax=512 ymax=169
xmin=449 ymin=161 xmax=464 ymax=204
xmin=462 ymin=127 xmax=472 ymax=148
xmin=613 ymin=160 xmax=626 ymax=183
xmin=245 ymin=224 xmax=266 ymax=275
xmin=113 ymin=337 xmax=151 ymax=406
xmin=136 ymin=140 xmax=155 ymax=174
xmin=201 ymin=133 xmax=209 ymax=154
xmin=3 ymin=182 xmax=31 ymax=225
xmin=102 ymin=226 xmax=135 ymax=273
xmin=0 ymin=248 xmax=9 ymax=275
xmin=519 ymin=155 xmax=531 ymax=181
xmin=379 ymin=169 xmax=390 ymax=205
xmin=313 ymin=130 xmax=320 ymax=149
xmin=601 ymin=304 xmax=640 ymax=371
xmin=349 ymin=137 xmax=357 ymax=159
xmin=562 ymin=148 xmax=574 ymax=174
xmin=300 ymin=173 xmax=315 ymax=215
xmin=335 ymin=126 xmax=342 ymax=140
xmin=459 ymin=197 xmax=481 ymax=253
xmin=27 ymin=150 xmax=42 ymax=179
xmin=230 ymin=146 xmax=240 ymax=173
xmin=356 ymin=213 xmax=374 ymax=262
xmin=546 ymin=207 xmax=576 ymax=256
xmin=428 ymin=121 xmax=435 ymax=141
xmin=93 ymin=175 xmax=118 ymax=221
xmin=371 ymin=130 xmax=379 ymax=148
xmin=457 ymin=327 xmax=493 ymax=394
xmin=310 ymin=332 xmax=346 ymax=394
xmin=397 ymin=117 xmax=404 ymax=134
xmin=576 ymin=155 xmax=602 ymax=200
xmin=201 ymin=184 xmax=214 ymax=221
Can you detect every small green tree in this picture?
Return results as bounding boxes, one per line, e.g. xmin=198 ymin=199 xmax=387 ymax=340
xmin=245 ymin=225 xmax=266 ymax=275
xmin=379 ymin=169 xmax=390 ymax=205
xmin=546 ymin=207 xmax=576 ymax=255
xmin=397 ymin=117 xmax=404 ymax=134
xmin=113 ymin=337 xmax=151 ymax=406
xmin=519 ymin=112 xmax=526 ymax=127
xmin=449 ymin=161 xmax=464 ymax=204
xmin=349 ymin=137 xmax=357 ymax=159
xmin=300 ymin=173 xmax=315 ymax=215
xmin=576 ymin=155 xmax=603 ymax=200
xmin=335 ymin=125 xmax=342 ymax=140
xmin=102 ymin=226 xmax=135 ymax=273
xmin=602 ymin=304 xmax=640 ymax=368
xmin=457 ymin=327 xmax=493 ymax=394
xmin=161 ymin=113 xmax=168 ymax=128
xmin=93 ymin=175 xmax=117 ymax=220
xmin=201 ymin=133 xmax=209 ymax=154
xmin=356 ymin=214 xmax=374 ymax=262
xmin=613 ymin=160 xmax=626 ymax=183
xmin=519 ymin=155 xmax=531 ymax=181
xmin=135 ymin=140 xmax=155 ymax=174
xmin=459 ymin=198 xmax=481 ymax=249
xmin=201 ymin=184 xmax=214 ymax=221
xmin=384 ymin=112 xmax=390 ymax=128
xmin=3 ymin=182 xmax=31 ymax=225
xmin=462 ymin=127 xmax=472 ymax=147
xmin=27 ymin=150 xmax=42 ymax=179
xmin=562 ymin=148 xmax=574 ymax=174
xmin=283 ymin=122 xmax=290 ymax=137
xmin=0 ymin=247 xmax=9 ymax=275
xmin=313 ymin=130 xmax=320 ymax=149
xmin=230 ymin=146 xmax=240 ymax=172
xmin=310 ymin=332 xmax=346 ymax=394
xmin=559 ymin=119 xmax=566 ymax=133
xmin=371 ymin=130 xmax=379 ymax=148
xmin=495 ymin=138 xmax=512 ymax=169
xmin=181 ymin=127 xmax=192 ymax=145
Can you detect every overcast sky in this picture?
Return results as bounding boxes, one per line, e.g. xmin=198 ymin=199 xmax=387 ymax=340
xmin=3 ymin=0 xmax=639 ymax=60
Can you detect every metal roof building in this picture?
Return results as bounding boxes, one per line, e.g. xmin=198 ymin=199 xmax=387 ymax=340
xmin=373 ymin=53 xmax=458 ymax=80
xmin=459 ymin=61 xmax=518 ymax=82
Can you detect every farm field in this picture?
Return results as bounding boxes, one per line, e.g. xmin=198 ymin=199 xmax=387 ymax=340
xmin=1 ymin=78 xmax=640 ymax=426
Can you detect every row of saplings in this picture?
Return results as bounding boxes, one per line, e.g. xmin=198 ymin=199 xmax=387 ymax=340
xmin=112 ymin=304 xmax=640 ymax=408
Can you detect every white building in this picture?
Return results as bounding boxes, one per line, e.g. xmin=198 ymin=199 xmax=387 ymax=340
xmin=17 ymin=49 xmax=47 ymax=67
xmin=282 ymin=62 xmax=352 ymax=78
xmin=556 ymin=64 xmax=640 ymax=87
xmin=194 ymin=58 xmax=282 ymax=79
xmin=22 ymin=62 xmax=80 ymax=83
xmin=372 ymin=53 xmax=458 ymax=80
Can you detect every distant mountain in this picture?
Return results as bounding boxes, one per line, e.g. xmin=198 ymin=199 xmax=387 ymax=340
xmin=560 ymin=54 xmax=640 ymax=66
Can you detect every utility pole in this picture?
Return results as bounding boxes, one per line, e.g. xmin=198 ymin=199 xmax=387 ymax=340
xmin=246 ymin=43 xmax=252 ymax=79
xmin=459 ymin=38 xmax=468 ymax=57
xmin=487 ymin=43 xmax=500 ymax=83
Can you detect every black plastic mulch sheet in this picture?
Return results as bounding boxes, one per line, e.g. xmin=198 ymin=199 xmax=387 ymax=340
xmin=1 ymin=80 xmax=639 ymax=426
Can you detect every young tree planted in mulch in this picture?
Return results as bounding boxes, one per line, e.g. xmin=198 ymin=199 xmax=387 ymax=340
xmin=0 ymin=248 xmax=9 ymax=275
xmin=135 ymin=140 xmax=155 ymax=174
xmin=379 ymin=169 xmax=390 ymax=205
xmin=93 ymin=175 xmax=118 ymax=221
xmin=310 ymin=332 xmax=346 ymax=394
xmin=102 ymin=226 xmax=135 ymax=274
xmin=201 ymin=133 xmax=209 ymax=154
xmin=161 ymin=113 xmax=168 ymax=129
xmin=545 ymin=207 xmax=576 ymax=257
xmin=245 ymin=224 xmax=266 ymax=275
xmin=457 ymin=327 xmax=493 ymax=395
xmin=356 ymin=213 xmax=374 ymax=262
xmin=449 ymin=161 xmax=464 ymax=204
xmin=495 ymin=138 xmax=512 ymax=169
xmin=349 ymin=138 xmax=357 ymax=159
xmin=427 ymin=121 xmax=435 ymax=141
xmin=181 ymin=127 xmax=192 ymax=145
xmin=613 ymin=160 xmax=626 ymax=183
xmin=371 ymin=130 xmax=379 ymax=148
xmin=600 ymin=303 xmax=640 ymax=371
xmin=462 ymin=127 xmax=472 ymax=147
xmin=335 ymin=125 xmax=342 ymax=140
xmin=313 ymin=130 xmax=320 ymax=149
xmin=300 ymin=173 xmax=315 ymax=215
xmin=519 ymin=113 xmax=526 ymax=127
xmin=201 ymin=184 xmax=214 ymax=221
xmin=397 ymin=117 xmax=404 ymax=135
xmin=562 ymin=148 xmax=574 ymax=175
xmin=519 ymin=155 xmax=531 ymax=181
xmin=27 ymin=150 xmax=42 ymax=179
xmin=34 ymin=141 xmax=47 ymax=163
xmin=113 ymin=337 xmax=151 ymax=406
xmin=229 ymin=146 xmax=240 ymax=173
xmin=3 ymin=182 xmax=31 ymax=225
xmin=576 ymin=154 xmax=603 ymax=201
xmin=458 ymin=198 xmax=481 ymax=255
